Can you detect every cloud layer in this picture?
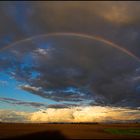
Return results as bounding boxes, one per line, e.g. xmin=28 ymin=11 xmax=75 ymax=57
xmin=0 ymin=106 xmax=140 ymax=123
xmin=30 ymin=106 xmax=140 ymax=123
xmin=0 ymin=2 xmax=140 ymax=113
xmin=1 ymin=1 xmax=140 ymax=56
xmin=0 ymin=97 xmax=78 ymax=109
xmin=0 ymin=97 xmax=47 ymax=108
xmin=4 ymin=34 xmax=140 ymax=107
xmin=0 ymin=34 xmax=140 ymax=108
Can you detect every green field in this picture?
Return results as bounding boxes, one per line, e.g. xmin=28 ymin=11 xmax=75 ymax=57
xmin=104 ymin=128 xmax=140 ymax=136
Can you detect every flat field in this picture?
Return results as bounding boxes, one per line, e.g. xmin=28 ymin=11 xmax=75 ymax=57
xmin=0 ymin=123 xmax=140 ymax=139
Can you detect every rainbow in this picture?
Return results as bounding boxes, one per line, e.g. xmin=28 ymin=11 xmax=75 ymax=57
xmin=0 ymin=32 xmax=139 ymax=62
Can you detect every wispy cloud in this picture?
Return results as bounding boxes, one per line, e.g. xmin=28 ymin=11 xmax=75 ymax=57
xmin=0 ymin=80 xmax=8 ymax=87
xmin=0 ymin=97 xmax=47 ymax=108
xmin=0 ymin=97 xmax=78 ymax=109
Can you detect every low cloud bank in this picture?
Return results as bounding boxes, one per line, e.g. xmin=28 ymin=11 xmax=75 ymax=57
xmin=0 ymin=106 xmax=139 ymax=123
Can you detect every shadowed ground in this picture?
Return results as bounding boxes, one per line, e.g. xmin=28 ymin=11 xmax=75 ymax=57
xmin=3 ymin=130 xmax=66 ymax=140
xmin=0 ymin=123 xmax=140 ymax=139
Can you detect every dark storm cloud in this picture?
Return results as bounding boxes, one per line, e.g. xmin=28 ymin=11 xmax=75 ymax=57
xmin=1 ymin=35 xmax=140 ymax=107
xmin=19 ymin=84 xmax=86 ymax=102
xmin=1 ymin=1 xmax=140 ymax=53
xmin=0 ymin=2 xmax=140 ymax=108
xmin=19 ymin=1 xmax=140 ymax=57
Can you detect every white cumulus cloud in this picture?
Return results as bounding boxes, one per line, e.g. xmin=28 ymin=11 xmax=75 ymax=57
xmin=0 ymin=106 xmax=139 ymax=123
xmin=29 ymin=106 xmax=140 ymax=123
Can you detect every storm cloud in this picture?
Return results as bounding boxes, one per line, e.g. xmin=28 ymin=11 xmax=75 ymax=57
xmin=0 ymin=34 xmax=140 ymax=108
xmin=0 ymin=2 xmax=140 ymax=110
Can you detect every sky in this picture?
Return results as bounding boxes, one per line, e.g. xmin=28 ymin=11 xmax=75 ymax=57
xmin=0 ymin=1 xmax=140 ymax=123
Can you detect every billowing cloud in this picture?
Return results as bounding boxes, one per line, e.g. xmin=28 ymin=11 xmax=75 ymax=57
xmin=0 ymin=110 xmax=29 ymax=122
xmin=30 ymin=106 xmax=140 ymax=123
xmin=0 ymin=106 xmax=139 ymax=123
